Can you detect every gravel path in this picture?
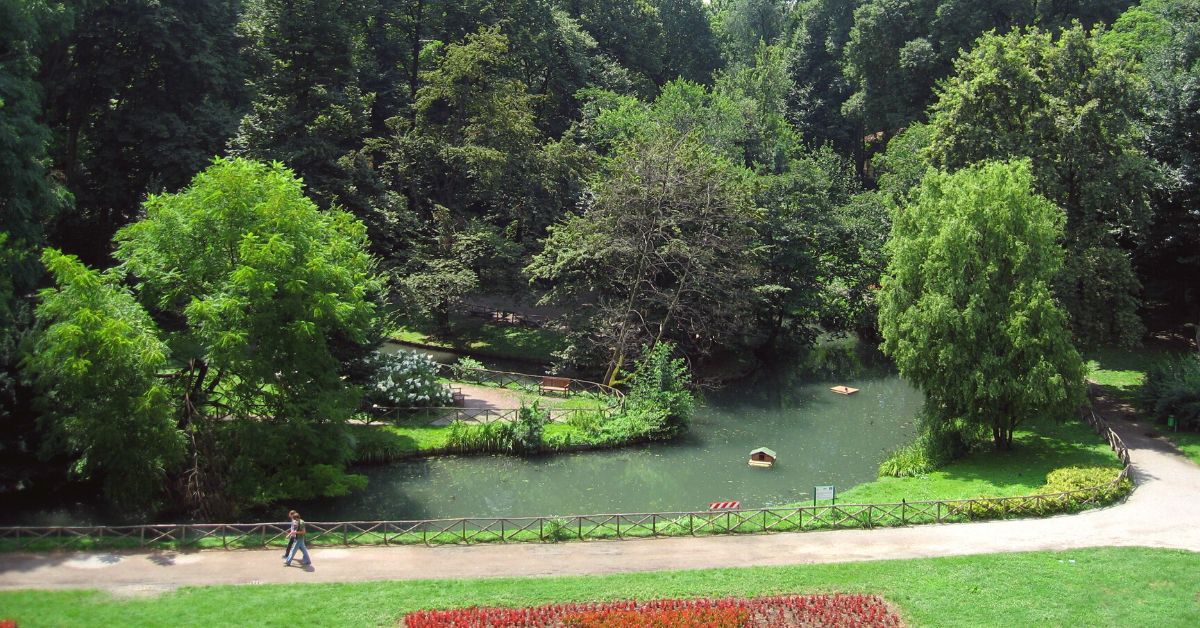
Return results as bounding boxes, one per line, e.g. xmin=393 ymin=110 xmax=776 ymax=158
xmin=3 ymin=389 xmax=1198 ymax=595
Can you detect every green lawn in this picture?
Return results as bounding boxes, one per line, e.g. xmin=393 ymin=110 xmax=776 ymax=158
xmin=838 ymin=417 xmax=1122 ymax=503
xmin=1165 ymin=431 xmax=1200 ymax=467
xmin=1084 ymin=344 xmax=1178 ymax=404
xmin=2 ymin=548 xmax=1196 ymax=627
xmin=391 ymin=318 xmax=565 ymax=364
xmin=349 ymin=421 xmax=450 ymax=461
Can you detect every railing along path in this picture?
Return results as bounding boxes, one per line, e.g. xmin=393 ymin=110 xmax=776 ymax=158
xmin=0 ymin=398 xmax=1131 ymax=552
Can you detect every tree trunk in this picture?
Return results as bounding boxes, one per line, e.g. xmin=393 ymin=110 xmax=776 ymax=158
xmin=408 ymin=0 xmax=424 ymax=121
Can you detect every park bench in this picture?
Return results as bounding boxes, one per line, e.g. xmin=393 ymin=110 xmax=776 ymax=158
xmin=538 ymin=376 xmax=572 ymax=396
xmin=450 ymin=386 xmax=465 ymax=406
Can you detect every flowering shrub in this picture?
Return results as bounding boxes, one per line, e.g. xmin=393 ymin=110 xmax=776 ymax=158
xmin=403 ymin=594 xmax=901 ymax=627
xmin=368 ymin=351 xmax=452 ymax=408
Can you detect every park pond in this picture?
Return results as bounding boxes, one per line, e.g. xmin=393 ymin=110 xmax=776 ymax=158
xmin=295 ymin=340 xmax=923 ymax=521
xmin=2 ymin=339 xmax=923 ymax=525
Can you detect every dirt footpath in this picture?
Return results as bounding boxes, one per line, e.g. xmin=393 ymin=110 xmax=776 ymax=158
xmin=3 ymin=390 xmax=1198 ymax=595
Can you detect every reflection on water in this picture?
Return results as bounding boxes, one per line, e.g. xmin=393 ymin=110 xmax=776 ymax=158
xmin=298 ymin=339 xmax=922 ymax=521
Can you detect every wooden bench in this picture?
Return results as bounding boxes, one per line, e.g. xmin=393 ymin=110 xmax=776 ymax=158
xmin=449 ymin=386 xmax=466 ymax=406
xmin=538 ymin=376 xmax=572 ymax=396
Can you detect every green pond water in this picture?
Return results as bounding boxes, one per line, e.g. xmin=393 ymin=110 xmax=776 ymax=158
xmin=296 ymin=342 xmax=923 ymax=521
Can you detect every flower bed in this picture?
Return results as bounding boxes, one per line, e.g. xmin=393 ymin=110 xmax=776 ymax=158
xmin=402 ymin=594 xmax=901 ymax=627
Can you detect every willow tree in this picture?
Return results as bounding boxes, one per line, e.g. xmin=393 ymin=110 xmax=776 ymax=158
xmin=878 ymin=160 xmax=1086 ymax=450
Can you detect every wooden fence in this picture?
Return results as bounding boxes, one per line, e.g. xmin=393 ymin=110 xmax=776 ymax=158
xmin=367 ymin=363 xmax=625 ymax=425
xmin=0 ymin=482 xmax=1128 ymax=552
xmin=465 ymin=304 xmax=549 ymax=328
xmin=0 ymin=399 xmax=1132 ymax=552
xmin=439 ymin=364 xmax=625 ymax=402
xmin=369 ymin=406 xmax=618 ymax=425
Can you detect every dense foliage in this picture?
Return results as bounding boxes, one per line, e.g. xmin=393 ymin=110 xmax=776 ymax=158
xmin=1140 ymin=353 xmax=1200 ymax=429
xmin=30 ymin=158 xmax=382 ymax=517
xmin=4 ymin=0 xmax=1197 ymax=517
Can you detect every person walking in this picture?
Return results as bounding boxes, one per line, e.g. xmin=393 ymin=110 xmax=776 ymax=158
xmin=282 ymin=510 xmax=297 ymax=559
xmin=283 ymin=510 xmax=311 ymax=567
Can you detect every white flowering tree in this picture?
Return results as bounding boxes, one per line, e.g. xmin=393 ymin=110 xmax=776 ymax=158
xmin=369 ymin=351 xmax=453 ymax=407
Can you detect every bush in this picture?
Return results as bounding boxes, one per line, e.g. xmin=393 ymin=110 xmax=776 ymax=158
xmin=543 ymin=517 xmax=575 ymax=542
xmin=627 ymin=342 xmax=695 ymax=433
xmin=962 ymin=466 xmax=1130 ymax=519
xmin=347 ymin=426 xmax=413 ymax=463
xmin=512 ymin=402 xmax=548 ymax=452
xmin=445 ymin=402 xmax=548 ymax=453
xmin=446 ymin=420 xmax=512 ymax=453
xmin=368 ymin=351 xmax=452 ymax=408
xmin=1042 ymin=466 xmax=1130 ymax=502
xmin=450 ymin=356 xmax=486 ymax=381
xmin=1140 ymin=353 xmax=1200 ymax=429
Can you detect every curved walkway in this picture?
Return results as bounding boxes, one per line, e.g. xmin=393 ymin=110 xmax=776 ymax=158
xmin=3 ymin=390 xmax=1199 ymax=594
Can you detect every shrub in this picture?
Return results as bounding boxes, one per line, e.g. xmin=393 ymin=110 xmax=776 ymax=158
xmin=962 ymin=466 xmax=1130 ymax=519
xmin=1140 ymin=353 xmax=1200 ymax=429
xmin=512 ymin=402 xmax=548 ymax=452
xmin=445 ymin=403 xmax=548 ymax=454
xmin=446 ymin=420 xmax=513 ymax=453
xmin=1042 ymin=466 xmax=1131 ymax=503
xmin=347 ymin=426 xmax=413 ymax=463
xmin=368 ymin=351 xmax=452 ymax=408
xmin=543 ymin=517 xmax=575 ymax=542
xmin=450 ymin=356 xmax=486 ymax=381
xmin=626 ymin=342 xmax=694 ymax=433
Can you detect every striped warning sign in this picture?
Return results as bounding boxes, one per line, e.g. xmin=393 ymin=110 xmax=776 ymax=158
xmin=708 ymin=501 xmax=740 ymax=510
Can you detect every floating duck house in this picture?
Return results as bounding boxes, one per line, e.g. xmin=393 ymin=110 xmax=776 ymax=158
xmin=830 ymin=385 xmax=859 ymax=395
xmin=749 ymin=447 xmax=777 ymax=468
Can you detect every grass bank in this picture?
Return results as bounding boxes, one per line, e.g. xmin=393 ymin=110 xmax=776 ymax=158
xmin=838 ymin=417 xmax=1123 ymax=504
xmin=390 ymin=318 xmax=564 ymax=364
xmin=2 ymin=548 xmax=1197 ymax=627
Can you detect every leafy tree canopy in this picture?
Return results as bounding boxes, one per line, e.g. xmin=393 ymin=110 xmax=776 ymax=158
xmin=926 ymin=24 xmax=1155 ymax=345
xmin=26 ymin=249 xmax=183 ymax=513
xmin=32 ymin=158 xmax=383 ymax=517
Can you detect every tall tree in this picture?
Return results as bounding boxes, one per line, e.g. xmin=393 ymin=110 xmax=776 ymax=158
xmin=1113 ymin=0 xmax=1200 ymax=346
xmin=114 ymin=158 xmax=383 ymax=517
xmin=715 ymin=0 xmax=788 ymax=62
xmin=654 ymin=0 xmax=723 ymax=84
xmin=562 ymin=0 xmax=666 ymax=93
xmin=0 ymin=0 xmax=70 ymax=494
xmin=26 ymin=250 xmax=183 ymax=513
xmin=841 ymin=0 xmax=1135 ymax=145
xmin=926 ymin=25 xmax=1155 ymax=345
xmin=39 ymin=0 xmax=247 ymax=263
xmin=878 ymin=160 xmax=1086 ymax=450
xmin=528 ymin=131 xmax=758 ymax=380
xmin=30 ymin=158 xmax=383 ymax=517
xmin=787 ymin=0 xmax=861 ymax=159
xmin=231 ymin=0 xmax=371 ymax=209
xmin=0 ymin=0 xmax=67 ymax=294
